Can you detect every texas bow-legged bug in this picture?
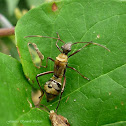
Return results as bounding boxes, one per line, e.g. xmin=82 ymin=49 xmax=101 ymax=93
xmin=49 ymin=110 xmax=70 ymax=126
xmin=38 ymin=104 xmax=70 ymax=126
xmin=25 ymin=33 xmax=110 ymax=111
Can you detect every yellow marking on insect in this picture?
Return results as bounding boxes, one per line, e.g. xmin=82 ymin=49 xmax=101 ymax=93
xmin=56 ymin=53 xmax=68 ymax=62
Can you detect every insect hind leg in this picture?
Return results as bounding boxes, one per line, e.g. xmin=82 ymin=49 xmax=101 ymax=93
xmin=67 ymin=66 xmax=89 ymax=80
xmin=56 ymin=76 xmax=66 ymax=113
xmin=36 ymin=71 xmax=54 ymax=98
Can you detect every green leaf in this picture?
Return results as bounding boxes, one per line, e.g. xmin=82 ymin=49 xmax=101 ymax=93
xmin=14 ymin=108 xmax=50 ymax=126
xmin=0 ymin=37 xmax=20 ymax=61
xmin=5 ymin=0 xmax=19 ymax=15
xmin=15 ymin=0 xmax=126 ymax=126
xmin=0 ymin=53 xmax=32 ymax=126
xmin=102 ymin=121 xmax=126 ymax=126
xmin=0 ymin=53 xmax=47 ymax=126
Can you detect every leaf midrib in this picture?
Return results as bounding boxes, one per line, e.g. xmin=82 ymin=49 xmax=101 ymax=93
xmin=49 ymin=63 xmax=126 ymax=107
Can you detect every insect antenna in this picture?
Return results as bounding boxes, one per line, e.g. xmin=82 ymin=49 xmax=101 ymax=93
xmin=72 ymin=41 xmax=110 ymax=51
xmin=25 ymin=33 xmax=65 ymax=53
xmin=68 ymin=41 xmax=110 ymax=58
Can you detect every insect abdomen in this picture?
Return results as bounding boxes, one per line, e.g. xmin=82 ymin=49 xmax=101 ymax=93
xmin=44 ymin=79 xmax=61 ymax=102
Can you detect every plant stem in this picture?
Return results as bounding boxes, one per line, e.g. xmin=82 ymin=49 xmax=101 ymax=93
xmin=0 ymin=27 xmax=15 ymax=37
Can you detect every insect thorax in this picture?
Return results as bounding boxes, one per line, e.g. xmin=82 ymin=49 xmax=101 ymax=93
xmin=54 ymin=54 xmax=68 ymax=78
xmin=56 ymin=53 xmax=68 ymax=62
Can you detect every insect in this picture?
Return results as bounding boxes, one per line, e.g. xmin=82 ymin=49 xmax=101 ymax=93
xmin=50 ymin=110 xmax=70 ymax=126
xmin=25 ymin=33 xmax=110 ymax=111
xmin=39 ymin=104 xmax=70 ymax=126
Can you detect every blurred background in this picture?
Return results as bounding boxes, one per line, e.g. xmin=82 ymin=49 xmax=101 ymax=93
xmin=0 ymin=0 xmax=53 ymax=61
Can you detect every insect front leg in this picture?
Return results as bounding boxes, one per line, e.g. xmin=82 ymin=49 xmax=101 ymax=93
xmin=56 ymin=76 xmax=66 ymax=113
xmin=36 ymin=71 xmax=54 ymax=98
xmin=67 ymin=66 xmax=89 ymax=80
xmin=40 ymin=57 xmax=54 ymax=68
xmin=55 ymin=32 xmax=64 ymax=53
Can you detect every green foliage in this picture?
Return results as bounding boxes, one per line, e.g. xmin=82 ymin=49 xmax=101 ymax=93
xmin=1 ymin=0 xmax=126 ymax=126
xmin=14 ymin=108 xmax=50 ymax=126
xmin=5 ymin=0 xmax=20 ymax=15
xmin=0 ymin=53 xmax=32 ymax=126
xmin=26 ymin=0 xmax=45 ymax=7
xmin=0 ymin=37 xmax=20 ymax=61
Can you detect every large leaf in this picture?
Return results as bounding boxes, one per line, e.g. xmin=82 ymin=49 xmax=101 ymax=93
xmin=14 ymin=108 xmax=50 ymax=126
xmin=15 ymin=0 xmax=126 ymax=125
xmin=0 ymin=53 xmax=49 ymax=126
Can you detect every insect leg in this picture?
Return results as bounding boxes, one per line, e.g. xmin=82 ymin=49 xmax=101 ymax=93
xmin=56 ymin=76 xmax=66 ymax=113
xmin=25 ymin=35 xmax=65 ymax=42
xmin=36 ymin=71 xmax=54 ymax=96
xmin=25 ymin=34 xmax=65 ymax=46
xmin=41 ymin=57 xmax=54 ymax=68
xmin=38 ymin=104 xmax=50 ymax=112
xmin=56 ymin=32 xmax=63 ymax=53
xmin=67 ymin=66 xmax=89 ymax=80
xmin=25 ymin=33 xmax=66 ymax=53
